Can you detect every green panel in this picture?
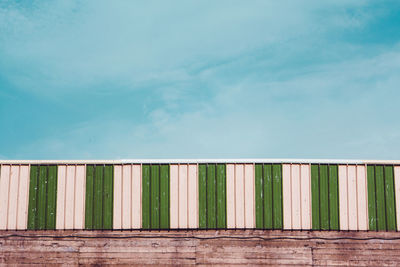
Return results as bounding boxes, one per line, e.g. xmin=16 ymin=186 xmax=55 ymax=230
xmin=27 ymin=165 xmax=39 ymax=230
xmin=151 ymin=165 xmax=160 ymax=229
xmin=264 ymin=164 xmax=273 ymax=229
xmin=384 ymin=166 xmax=396 ymax=231
xmin=37 ymin=166 xmax=48 ymax=230
xmin=375 ymin=166 xmax=387 ymax=231
xmin=255 ymin=164 xmax=263 ymax=229
xmin=207 ymin=164 xmax=216 ymax=228
xmin=216 ymin=164 xmax=226 ymax=229
xmin=103 ymin=165 xmax=113 ymax=230
xmin=328 ymin=165 xmax=339 ymax=230
xmin=46 ymin=166 xmax=57 ymax=229
xmin=142 ymin=165 xmax=151 ymax=229
xmin=272 ymin=164 xmax=282 ymax=229
xmin=198 ymin=164 xmax=207 ymax=229
xmin=85 ymin=165 xmax=95 ymax=229
xmin=93 ymin=165 xmax=104 ymax=230
xmin=319 ymin=165 xmax=329 ymax=230
xmin=367 ymin=165 xmax=377 ymax=231
xmin=160 ymin=165 xmax=170 ymax=229
xmin=311 ymin=165 xmax=320 ymax=230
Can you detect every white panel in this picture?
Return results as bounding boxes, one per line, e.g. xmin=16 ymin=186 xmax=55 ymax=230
xmin=65 ymin=165 xmax=76 ymax=229
xmin=122 ymin=165 xmax=132 ymax=229
xmin=226 ymin=164 xmax=236 ymax=228
xmin=244 ymin=164 xmax=255 ymax=228
xmin=300 ymin=164 xmax=311 ymax=229
xmin=170 ymin=164 xmax=179 ymax=229
xmin=235 ymin=164 xmax=245 ymax=228
xmin=282 ymin=164 xmax=292 ymax=229
xmin=395 ymin=166 xmax=400 ymax=231
xmin=132 ymin=165 xmax=142 ymax=229
xmin=56 ymin=165 xmax=67 ymax=229
xmin=356 ymin=165 xmax=368 ymax=231
xmin=7 ymin=166 xmax=20 ymax=230
xmin=17 ymin=165 xmax=30 ymax=230
xmin=188 ymin=164 xmax=198 ymax=228
xmin=179 ymin=165 xmax=188 ymax=228
xmin=347 ymin=165 xmax=358 ymax=230
xmin=113 ymin=165 xmax=122 ymax=229
xmin=291 ymin=164 xmax=301 ymax=230
xmin=338 ymin=165 xmax=349 ymax=230
xmin=74 ymin=165 xmax=86 ymax=229
xmin=0 ymin=165 xmax=10 ymax=229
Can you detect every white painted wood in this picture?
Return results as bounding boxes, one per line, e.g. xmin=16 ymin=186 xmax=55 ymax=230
xmin=356 ymin=165 xmax=368 ymax=231
xmin=113 ymin=165 xmax=122 ymax=229
xmin=394 ymin=166 xmax=400 ymax=231
xmin=291 ymin=164 xmax=301 ymax=230
xmin=226 ymin=164 xmax=236 ymax=229
xmin=7 ymin=166 xmax=20 ymax=230
xmin=56 ymin=165 xmax=66 ymax=229
xmin=282 ymin=164 xmax=292 ymax=230
xmin=244 ymin=164 xmax=255 ymax=228
xmin=17 ymin=165 xmax=30 ymax=230
xmin=122 ymin=165 xmax=132 ymax=229
xmin=188 ymin=164 xmax=198 ymax=228
xmin=300 ymin=164 xmax=311 ymax=229
xmin=170 ymin=164 xmax=179 ymax=229
xmin=0 ymin=165 xmax=10 ymax=230
xmin=74 ymin=165 xmax=86 ymax=229
xmin=235 ymin=164 xmax=245 ymax=228
xmin=347 ymin=165 xmax=358 ymax=231
xmin=65 ymin=165 xmax=76 ymax=229
xmin=179 ymin=165 xmax=188 ymax=228
xmin=338 ymin=165 xmax=349 ymax=230
xmin=132 ymin=165 xmax=142 ymax=229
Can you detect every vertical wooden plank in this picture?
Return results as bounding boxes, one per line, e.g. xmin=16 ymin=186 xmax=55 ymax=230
xmin=328 ymin=165 xmax=339 ymax=230
xmin=188 ymin=164 xmax=198 ymax=228
xmin=113 ymin=165 xmax=122 ymax=229
xmin=150 ymin=165 xmax=160 ymax=229
xmin=319 ymin=165 xmax=329 ymax=230
xmin=264 ymin=164 xmax=273 ymax=229
xmin=347 ymin=165 xmax=358 ymax=231
xmin=93 ymin=165 xmax=104 ymax=230
xmin=282 ymin=164 xmax=292 ymax=230
xmin=142 ymin=165 xmax=151 ymax=229
xmin=207 ymin=164 xmax=216 ymax=229
xmin=311 ymin=165 xmax=320 ymax=230
xmin=132 ymin=165 xmax=141 ymax=229
xmin=255 ymin=164 xmax=263 ymax=229
xmin=300 ymin=164 xmax=311 ymax=230
xmin=367 ymin=165 xmax=377 ymax=231
xmin=198 ymin=164 xmax=207 ymax=229
xmin=338 ymin=165 xmax=349 ymax=230
xmin=28 ymin=165 xmax=39 ymax=230
xmin=74 ymin=165 xmax=86 ymax=229
xmin=37 ymin=166 xmax=48 ymax=230
xmin=356 ymin=165 xmax=368 ymax=231
xmin=7 ymin=166 xmax=20 ymax=230
xmin=46 ymin=166 xmax=57 ymax=230
xmin=103 ymin=165 xmax=114 ymax=230
xmin=170 ymin=164 xmax=179 ymax=229
xmin=235 ymin=164 xmax=245 ymax=229
xmin=17 ymin=165 xmax=30 ymax=230
xmin=160 ymin=164 xmax=169 ymax=229
xmin=65 ymin=165 xmax=75 ymax=230
xmin=272 ymin=164 xmax=283 ymax=229
xmin=217 ymin=164 xmax=226 ymax=229
xmin=122 ymin=165 xmax=132 ymax=229
xmin=291 ymin=164 xmax=301 ymax=230
xmin=244 ymin=164 xmax=253 ymax=228
xmin=179 ymin=164 xmax=188 ymax=228
xmin=56 ymin=165 xmax=66 ymax=229
xmin=85 ymin=165 xmax=94 ymax=229
xmin=375 ymin=166 xmax=386 ymax=231
xmin=226 ymin=164 xmax=236 ymax=229
xmin=384 ymin=166 xmax=396 ymax=231
xmin=0 ymin=165 xmax=10 ymax=230
xmin=394 ymin=166 xmax=400 ymax=231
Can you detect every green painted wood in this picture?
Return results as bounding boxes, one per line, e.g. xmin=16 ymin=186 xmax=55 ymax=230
xmin=142 ymin=165 xmax=151 ymax=229
xmin=46 ymin=166 xmax=57 ymax=229
xmin=198 ymin=164 xmax=207 ymax=229
xmin=85 ymin=165 xmax=95 ymax=229
xmin=311 ymin=164 xmax=320 ymax=230
xmin=27 ymin=165 xmax=39 ymax=230
xmin=367 ymin=165 xmax=377 ymax=231
xmin=328 ymin=165 xmax=339 ymax=230
xmin=255 ymin=164 xmax=263 ymax=229
xmin=93 ymin=165 xmax=104 ymax=230
xmin=384 ymin=166 xmax=396 ymax=231
xmin=36 ymin=166 xmax=48 ymax=230
xmin=264 ymin=164 xmax=273 ymax=229
xmin=272 ymin=164 xmax=282 ymax=229
xmin=375 ymin=166 xmax=387 ymax=231
xmin=103 ymin=165 xmax=113 ymax=230
xmin=207 ymin=164 xmax=216 ymax=229
xmin=151 ymin=165 xmax=160 ymax=229
xmin=160 ymin=165 xmax=169 ymax=229
xmin=216 ymin=164 xmax=226 ymax=229
xmin=319 ymin=165 xmax=329 ymax=230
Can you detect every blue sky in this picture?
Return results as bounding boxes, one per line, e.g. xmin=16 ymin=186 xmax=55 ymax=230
xmin=0 ymin=0 xmax=400 ymax=159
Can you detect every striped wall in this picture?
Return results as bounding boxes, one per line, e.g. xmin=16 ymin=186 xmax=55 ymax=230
xmin=0 ymin=161 xmax=400 ymax=231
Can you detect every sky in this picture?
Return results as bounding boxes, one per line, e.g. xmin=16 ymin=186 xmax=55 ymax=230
xmin=0 ymin=0 xmax=400 ymax=160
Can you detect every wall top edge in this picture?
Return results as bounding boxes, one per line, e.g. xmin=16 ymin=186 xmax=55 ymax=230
xmin=0 ymin=159 xmax=399 ymax=165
